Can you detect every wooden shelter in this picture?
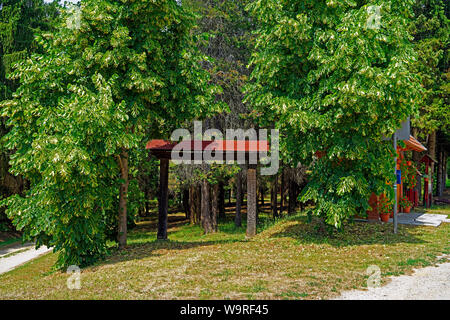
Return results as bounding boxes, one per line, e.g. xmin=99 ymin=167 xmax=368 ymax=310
xmin=146 ymin=139 xmax=270 ymax=239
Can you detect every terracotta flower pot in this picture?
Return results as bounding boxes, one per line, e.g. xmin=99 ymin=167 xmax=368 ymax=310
xmin=380 ymin=213 xmax=390 ymax=222
xmin=403 ymin=206 xmax=411 ymax=213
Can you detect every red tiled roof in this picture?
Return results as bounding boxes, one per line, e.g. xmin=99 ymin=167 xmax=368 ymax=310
xmin=402 ymin=135 xmax=427 ymax=152
xmin=146 ymin=140 xmax=269 ymax=152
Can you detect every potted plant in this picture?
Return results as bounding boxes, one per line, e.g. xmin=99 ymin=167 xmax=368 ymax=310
xmin=378 ymin=196 xmax=392 ymax=222
xmin=399 ymin=196 xmax=413 ymax=213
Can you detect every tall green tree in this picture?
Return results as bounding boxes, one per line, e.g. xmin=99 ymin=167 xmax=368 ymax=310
xmin=409 ymin=0 xmax=449 ymax=197
xmin=246 ymin=0 xmax=422 ymax=229
xmin=0 ymin=0 xmax=58 ymax=230
xmin=1 ymin=0 xmax=219 ymax=267
xmin=410 ymin=0 xmax=449 ymax=135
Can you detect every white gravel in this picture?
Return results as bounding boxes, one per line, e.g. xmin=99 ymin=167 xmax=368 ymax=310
xmin=335 ymin=256 xmax=450 ymax=300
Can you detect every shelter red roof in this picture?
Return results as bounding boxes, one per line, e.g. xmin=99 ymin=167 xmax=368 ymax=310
xmin=146 ymin=139 xmax=270 ymax=160
xmin=146 ymin=140 xmax=269 ymax=152
xmin=402 ymin=135 xmax=427 ymax=152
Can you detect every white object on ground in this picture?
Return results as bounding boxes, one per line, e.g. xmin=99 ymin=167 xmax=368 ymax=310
xmin=388 ymin=213 xmax=448 ymax=227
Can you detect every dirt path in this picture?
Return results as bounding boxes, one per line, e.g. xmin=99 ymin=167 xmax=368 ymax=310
xmin=0 ymin=243 xmax=52 ymax=275
xmin=335 ymin=255 xmax=450 ymax=300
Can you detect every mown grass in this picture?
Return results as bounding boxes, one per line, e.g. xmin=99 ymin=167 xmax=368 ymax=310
xmin=0 ymin=206 xmax=448 ymax=300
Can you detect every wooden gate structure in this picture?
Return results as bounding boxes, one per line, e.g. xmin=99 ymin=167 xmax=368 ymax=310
xmin=146 ymin=139 xmax=270 ymax=239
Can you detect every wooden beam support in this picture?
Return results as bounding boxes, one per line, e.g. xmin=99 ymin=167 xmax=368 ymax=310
xmin=157 ymin=158 xmax=169 ymax=240
xmin=247 ymin=165 xmax=257 ymax=237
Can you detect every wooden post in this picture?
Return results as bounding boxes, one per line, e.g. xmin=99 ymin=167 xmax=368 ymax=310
xmin=157 ymin=158 xmax=169 ymax=240
xmin=247 ymin=165 xmax=257 ymax=237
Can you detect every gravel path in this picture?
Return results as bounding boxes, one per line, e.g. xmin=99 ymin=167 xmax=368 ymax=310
xmin=0 ymin=243 xmax=52 ymax=275
xmin=335 ymin=256 xmax=450 ymax=300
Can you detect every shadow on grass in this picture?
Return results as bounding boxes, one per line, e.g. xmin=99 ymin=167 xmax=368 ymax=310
xmin=268 ymin=215 xmax=430 ymax=248
xmin=96 ymin=213 xmax=247 ymax=266
xmin=101 ymin=238 xmax=245 ymax=266
xmin=102 ymin=206 xmax=434 ymax=269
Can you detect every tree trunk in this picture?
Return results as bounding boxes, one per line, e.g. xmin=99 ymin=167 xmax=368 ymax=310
xmin=218 ymin=182 xmax=225 ymax=219
xmin=280 ymin=169 xmax=285 ymax=214
xmin=196 ymin=185 xmax=202 ymax=222
xmin=288 ymin=177 xmax=295 ymax=215
xmin=436 ymin=144 xmax=442 ymax=197
xmin=189 ymin=185 xmax=196 ymax=224
xmin=440 ymin=151 xmax=447 ymax=195
xmin=246 ymin=165 xmax=257 ymax=237
xmin=201 ymin=179 xmax=214 ymax=234
xmin=235 ymin=171 xmax=243 ymax=227
xmin=190 ymin=184 xmax=201 ymax=225
xmin=444 ymin=153 xmax=448 ymax=191
xmin=428 ymin=131 xmax=437 ymax=203
xmin=118 ymin=150 xmax=129 ymax=248
xmin=183 ymin=188 xmax=190 ymax=219
xmin=260 ymin=185 xmax=264 ymax=206
xmin=211 ymin=183 xmax=219 ymax=232
xmin=271 ymin=175 xmax=278 ymax=218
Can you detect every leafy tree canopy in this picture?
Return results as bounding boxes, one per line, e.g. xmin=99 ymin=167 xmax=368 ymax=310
xmin=245 ymin=0 xmax=423 ymax=228
xmin=1 ymin=0 xmax=220 ymax=267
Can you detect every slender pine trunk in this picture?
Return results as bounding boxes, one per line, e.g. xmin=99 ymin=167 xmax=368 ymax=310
xmin=218 ymin=182 xmax=225 ymax=219
xmin=428 ymin=131 xmax=437 ymax=202
xmin=118 ymin=150 xmax=129 ymax=249
xmin=211 ymin=183 xmax=219 ymax=232
xmin=235 ymin=171 xmax=243 ymax=227
xmin=271 ymin=174 xmax=278 ymax=218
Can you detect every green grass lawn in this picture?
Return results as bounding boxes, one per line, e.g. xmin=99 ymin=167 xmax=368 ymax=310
xmin=0 ymin=207 xmax=448 ymax=300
